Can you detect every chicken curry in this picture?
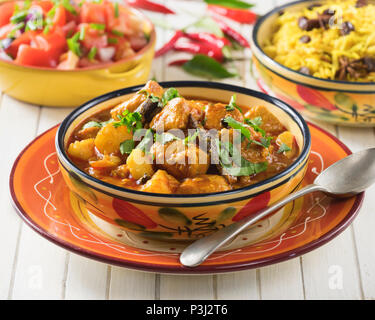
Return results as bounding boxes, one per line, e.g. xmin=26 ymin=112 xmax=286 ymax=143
xmin=67 ymin=81 xmax=299 ymax=194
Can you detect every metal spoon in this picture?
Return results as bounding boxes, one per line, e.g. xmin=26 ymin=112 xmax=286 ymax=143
xmin=180 ymin=148 xmax=375 ymax=267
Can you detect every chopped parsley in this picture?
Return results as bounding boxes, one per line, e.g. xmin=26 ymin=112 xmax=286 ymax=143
xmin=225 ymin=95 xmax=242 ymax=113
xmin=245 ymin=117 xmax=266 ymax=136
xmin=120 ymin=139 xmax=135 ymax=155
xmin=136 ymin=129 xmax=154 ymax=153
xmin=161 ymin=88 xmax=180 ymax=106
xmin=113 ymin=110 xmax=143 ymax=133
xmin=277 ymin=143 xmax=292 ymax=154
xmin=88 ymin=47 xmax=97 ymax=61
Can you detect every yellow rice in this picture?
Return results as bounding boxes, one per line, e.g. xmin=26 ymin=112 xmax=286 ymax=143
xmin=262 ymin=0 xmax=375 ymax=81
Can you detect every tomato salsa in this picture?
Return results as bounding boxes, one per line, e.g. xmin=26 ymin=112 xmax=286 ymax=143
xmin=0 ymin=0 xmax=151 ymax=69
xmin=66 ymin=81 xmax=300 ymax=194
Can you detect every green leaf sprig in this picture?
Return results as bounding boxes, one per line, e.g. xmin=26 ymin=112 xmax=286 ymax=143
xmin=204 ymin=0 xmax=254 ymax=9
xmin=113 ymin=110 xmax=143 ymax=133
xmin=225 ymin=95 xmax=242 ymax=113
xmin=277 ymin=143 xmax=292 ymax=154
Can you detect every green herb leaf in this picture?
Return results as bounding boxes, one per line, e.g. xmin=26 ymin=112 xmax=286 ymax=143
xmin=182 ymin=55 xmax=237 ymax=79
xmin=10 ymin=11 xmax=28 ymax=24
xmin=88 ymin=47 xmax=97 ymax=61
xmin=90 ymin=23 xmax=106 ymax=30
xmin=67 ymin=32 xmax=82 ymax=57
xmin=113 ymin=110 xmax=143 ymax=133
xmin=108 ymin=37 xmax=118 ymax=45
xmin=155 ymin=132 xmax=179 ymax=145
xmin=245 ymin=117 xmax=266 ymax=136
xmin=277 ymin=143 xmax=291 ymax=153
xmin=111 ymin=29 xmax=124 ymax=37
xmin=204 ymin=0 xmax=255 ymax=9
xmin=79 ymin=25 xmax=85 ymax=41
xmin=223 ymin=116 xmax=252 ymax=141
xmin=184 ymin=129 xmax=199 ymax=145
xmin=120 ymin=139 xmax=135 ymax=155
xmin=82 ymin=121 xmax=102 ymax=129
xmin=161 ymin=88 xmax=180 ymax=106
xmin=62 ymin=0 xmax=78 ymax=15
xmin=114 ymin=2 xmax=119 ymax=18
xmin=225 ymin=95 xmax=242 ymax=113
xmin=136 ymin=129 xmax=154 ymax=153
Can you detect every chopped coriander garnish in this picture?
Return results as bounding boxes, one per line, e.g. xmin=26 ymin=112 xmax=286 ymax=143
xmin=62 ymin=0 xmax=78 ymax=15
xmin=277 ymin=143 xmax=292 ymax=154
xmin=114 ymin=2 xmax=120 ymax=18
xmin=155 ymin=132 xmax=179 ymax=145
xmin=88 ymin=47 xmax=97 ymax=61
xmin=245 ymin=117 xmax=266 ymax=136
xmin=223 ymin=117 xmax=252 ymax=142
xmin=136 ymin=129 xmax=154 ymax=153
xmin=10 ymin=11 xmax=28 ymax=24
xmin=225 ymin=95 xmax=242 ymax=113
xmin=108 ymin=37 xmax=118 ymax=45
xmin=67 ymin=32 xmax=82 ymax=57
xmin=161 ymin=88 xmax=180 ymax=106
xmin=120 ymin=139 xmax=135 ymax=155
xmin=113 ymin=110 xmax=143 ymax=133
xmin=90 ymin=23 xmax=106 ymax=30
xmin=79 ymin=25 xmax=85 ymax=41
xmin=111 ymin=30 xmax=124 ymax=37
xmin=184 ymin=129 xmax=199 ymax=145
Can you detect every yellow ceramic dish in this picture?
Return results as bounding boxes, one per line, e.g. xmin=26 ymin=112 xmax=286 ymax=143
xmin=251 ymin=0 xmax=375 ymax=127
xmin=55 ymin=81 xmax=311 ymax=240
xmin=0 ymin=3 xmax=155 ymax=108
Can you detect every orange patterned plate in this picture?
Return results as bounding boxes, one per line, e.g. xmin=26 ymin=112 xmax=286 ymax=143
xmin=9 ymin=124 xmax=364 ymax=274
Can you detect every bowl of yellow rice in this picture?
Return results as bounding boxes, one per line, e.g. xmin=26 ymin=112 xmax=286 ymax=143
xmin=251 ymin=0 xmax=375 ymax=126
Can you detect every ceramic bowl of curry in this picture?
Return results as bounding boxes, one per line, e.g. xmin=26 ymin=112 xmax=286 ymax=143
xmin=251 ymin=0 xmax=375 ymax=127
xmin=55 ymin=81 xmax=311 ymax=241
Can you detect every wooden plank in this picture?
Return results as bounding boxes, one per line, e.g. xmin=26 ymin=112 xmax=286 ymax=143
xmin=0 ymin=95 xmax=40 ymax=299
xmin=338 ymin=127 xmax=375 ymax=299
xmin=109 ymin=268 xmax=156 ymax=300
xmin=217 ymin=271 xmax=259 ymax=299
xmin=11 ymin=107 xmax=73 ymax=300
xmin=64 ymin=254 xmax=108 ymax=300
xmin=260 ymin=259 xmax=305 ymax=299
xmin=160 ymin=275 xmax=214 ymax=299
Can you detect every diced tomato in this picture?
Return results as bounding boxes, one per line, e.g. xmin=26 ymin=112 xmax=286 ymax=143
xmin=6 ymin=32 xmax=38 ymax=59
xmin=106 ymin=6 xmax=131 ymax=35
xmin=32 ymin=1 xmax=54 ymax=14
xmin=0 ymin=3 xmax=15 ymax=28
xmin=52 ymin=5 xmax=67 ymax=27
xmin=80 ymin=3 xmax=107 ymax=24
xmin=79 ymin=24 xmax=108 ymax=49
xmin=33 ymin=28 xmax=67 ymax=58
xmin=15 ymin=44 xmax=57 ymax=67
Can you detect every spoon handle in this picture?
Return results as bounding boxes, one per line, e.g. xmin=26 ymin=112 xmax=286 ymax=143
xmin=180 ymin=184 xmax=324 ymax=267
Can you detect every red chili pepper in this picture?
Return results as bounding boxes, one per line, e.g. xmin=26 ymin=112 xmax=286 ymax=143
xmin=208 ymin=5 xmax=257 ymax=24
xmin=173 ymin=41 xmax=224 ymax=62
xmin=155 ymin=30 xmax=184 ymax=57
xmin=214 ymin=18 xmax=250 ymax=48
xmin=168 ymin=59 xmax=189 ymax=66
xmin=126 ymin=0 xmax=174 ymax=14
xmin=184 ymin=32 xmax=231 ymax=49
xmin=297 ymin=85 xmax=337 ymax=111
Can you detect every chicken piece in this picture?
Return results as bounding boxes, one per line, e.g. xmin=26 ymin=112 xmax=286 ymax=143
xmin=204 ymin=102 xmax=244 ymax=130
xmin=126 ymin=148 xmax=154 ymax=180
xmin=150 ymin=97 xmax=192 ymax=132
xmin=177 ymin=175 xmax=231 ymax=194
xmin=152 ymin=140 xmax=210 ymax=180
xmin=110 ymin=80 xmax=164 ymax=119
xmin=68 ymin=138 xmax=96 ymax=161
xmin=276 ymin=131 xmax=297 ymax=159
xmin=244 ymin=105 xmax=285 ymax=136
xmin=141 ymin=170 xmax=180 ymax=194
xmin=94 ymin=123 xmax=133 ymax=155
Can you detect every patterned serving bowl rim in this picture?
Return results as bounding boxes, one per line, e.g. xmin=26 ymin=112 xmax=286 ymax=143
xmin=55 ymin=81 xmax=311 ymax=205
xmin=251 ymin=0 xmax=375 ymax=91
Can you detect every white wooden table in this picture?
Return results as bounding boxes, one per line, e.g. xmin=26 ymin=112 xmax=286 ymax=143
xmin=1 ymin=0 xmax=374 ymax=300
